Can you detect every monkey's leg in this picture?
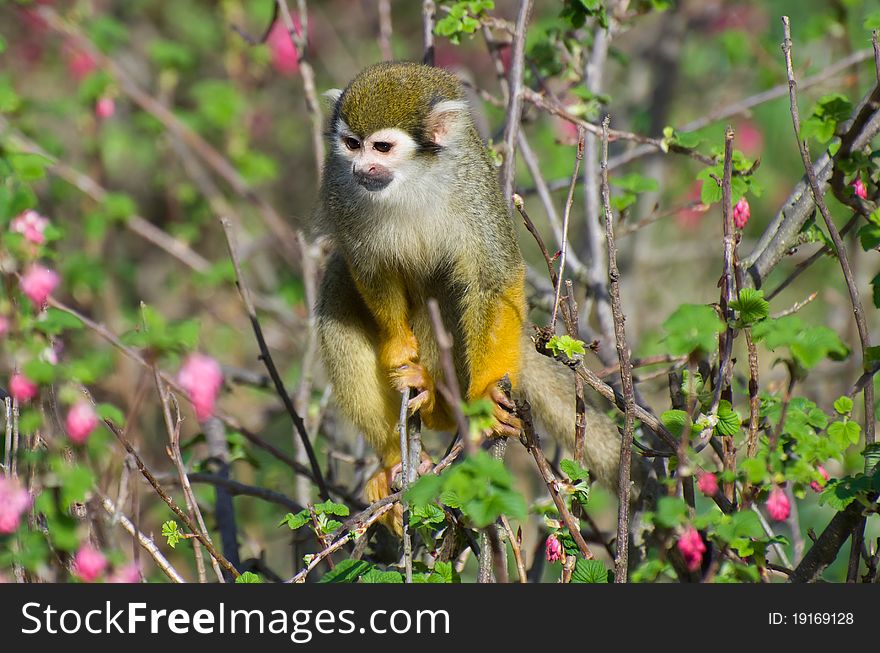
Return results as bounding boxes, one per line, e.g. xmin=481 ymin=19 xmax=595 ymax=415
xmin=462 ymin=275 xmax=527 ymax=437
xmin=317 ymin=254 xmax=432 ymax=534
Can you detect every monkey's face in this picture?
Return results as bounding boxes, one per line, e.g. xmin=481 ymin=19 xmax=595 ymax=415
xmin=333 ymin=122 xmax=420 ymax=194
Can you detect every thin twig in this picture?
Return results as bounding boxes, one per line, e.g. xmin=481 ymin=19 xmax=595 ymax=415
xmin=551 ymin=129 xmax=586 ymax=329
xmin=102 ymin=419 xmax=240 ymax=579
xmin=219 ymin=217 xmax=330 ymax=501
xmin=783 ymin=17 xmax=876 ymax=582
xmin=600 ymin=116 xmax=635 ymax=583
xmin=499 ymin=0 xmax=533 ymax=207
xmin=519 ymin=402 xmax=594 ymax=561
xmin=101 ymin=496 xmax=184 ymax=583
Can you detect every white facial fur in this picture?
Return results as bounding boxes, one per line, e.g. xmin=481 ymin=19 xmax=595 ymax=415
xmin=328 ymin=99 xmax=472 ymax=270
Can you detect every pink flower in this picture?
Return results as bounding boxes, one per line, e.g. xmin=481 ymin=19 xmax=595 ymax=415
xmin=766 ymin=486 xmax=791 ymax=521
xmin=95 ymin=96 xmax=115 ymax=119
xmin=852 ymin=177 xmax=867 ymax=200
xmin=0 ymin=315 xmax=8 ymax=337
xmin=67 ymin=46 xmax=97 ymax=81
xmin=677 ymin=527 xmax=706 ymax=572
xmin=10 ymin=209 xmax=50 ymax=245
xmin=545 ymin=534 xmax=563 ymax=563
xmin=733 ymin=197 xmax=750 ymax=229
xmin=177 ymin=354 xmax=223 ymax=421
xmin=9 ymin=373 xmax=38 ymax=403
xmin=267 ymin=20 xmax=300 ymax=75
xmin=73 ymin=545 xmax=107 ymax=582
xmin=66 ymin=402 xmax=99 ymax=445
xmin=108 ymin=563 xmax=140 ymax=584
xmin=810 ymin=465 xmax=830 ymax=493
xmin=20 ymin=265 xmax=60 ymax=307
xmin=697 ymin=472 xmax=718 ymax=497
xmin=0 ymin=477 xmax=32 ymax=534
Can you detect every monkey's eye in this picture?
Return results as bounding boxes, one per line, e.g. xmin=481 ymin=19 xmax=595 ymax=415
xmin=372 ymin=141 xmax=393 ymax=153
xmin=343 ymin=137 xmax=361 ymax=151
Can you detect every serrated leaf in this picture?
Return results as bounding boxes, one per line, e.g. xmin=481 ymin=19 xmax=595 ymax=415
xmin=235 ymin=571 xmax=262 ymax=583
xmin=661 ymin=304 xmax=725 ymax=355
xmin=833 ymin=396 xmax=854 ymax=416
xmin=660 ymin=410 xmax=691 ymax=439
xmin=715 ymin=400 xmax=742 ymax=436
xmin=279 ymin=510 xmax=310 ymax=530
xmin=571 ymin=558 xmax=609 ymax=583
xmin=318 ymin=559 xmax=372 ymax=583
xmin=560 ymin=458 xmax=591 ymax=483
xmin=730 ymin=288 xmax=769 ymax=325
xmin=313 ymin=500 xmax=350 ymax=517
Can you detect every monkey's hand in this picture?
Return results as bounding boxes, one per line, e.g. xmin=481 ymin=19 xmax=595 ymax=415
xmin=389 ymin=362 xmax=438 ymax=417
xmin=484 ymin=385 xmax=523 ymax=439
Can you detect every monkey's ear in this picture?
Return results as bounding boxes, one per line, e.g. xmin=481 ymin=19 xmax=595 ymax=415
xmin=425 ymin=99 xmax=469 ymax=147
xmin=322 ymin=88 xmax=343 ymax=109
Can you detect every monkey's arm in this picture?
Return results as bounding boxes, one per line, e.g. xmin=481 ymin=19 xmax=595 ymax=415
xmin=461 ymin=272 xmax=527 ymax=435
xmin=350 ymin=270 xmax=419 ymax=371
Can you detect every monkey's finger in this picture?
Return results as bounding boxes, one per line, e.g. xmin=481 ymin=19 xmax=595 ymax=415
xmin=488 ymin=385 xmax=515 ymax=410
xmin=407 ymin=390 xmax=431 ymax=414
xmin=485 ymin=421 xmax=521 ymax=439
xmin=492 ymin=403 xmax=522 ymax=430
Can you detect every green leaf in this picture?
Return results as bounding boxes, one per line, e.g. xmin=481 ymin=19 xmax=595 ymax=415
xmin=661 ymin=304 xmax=724 ymax=355
xmin=319 ymin=559 xmax=372 ymax=583
xmin=833 ymin=396 xmax=854 ymax=416
xmin=279 ymin=510 xmax=311 ymax=530
xmin=571 ymin=558 xmax=609 ymax=583
xmin=162 ymin=520 xmax=182 ymax=549
xmin=235 ymin=572 xmax=263 ymax=583
xmin=547 ymin=334 xmax=586 ymax=359
xmin=23 ymin=360 xmax=56 ymax=384
xmin=859 ymin=223 xmax=880 ymax=251
xmin=729 ymin=288 xmax=769 ymax=325
xmin=7 ymin=152 xmax=52 ymax=181
xmin=96 ymin=403 xmax=125 ymax=426
xmin=660 ymin=409 xmax=691 ymax=439
xmin=313 ymin=500 xmax=350 ymax=517
xmin=828 ymin=420 xmax=861 ymax=449
xmin=610 ymin=173 xmax=659 ymax=193
xmin=655 ymin=496 xmax=688 ymax=528
xmin=715 ymin=400 xmax=742 ymax=436
xmin=191 ymin=80 xmax=244 ymax=130
xmin=752 ymin=316 xmax=849 ymax=368
xmin=360 ymin=568 xmax=404 ymax=584
xmin=560 ymin=458 xmax=591 ymax=484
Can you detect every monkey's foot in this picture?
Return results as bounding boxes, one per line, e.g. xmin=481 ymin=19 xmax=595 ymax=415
xmin=484 ymin=385 xmax=523 ymax=439
xmin=388 ymin=450 xmax=435 ymax=491
xmin=364 ymin=454 xmax=434 ymax=537
xmin=389 ymin=362 xmax=437 ymax=416
xmin=365 ymin=467 xmax=404 ymax=536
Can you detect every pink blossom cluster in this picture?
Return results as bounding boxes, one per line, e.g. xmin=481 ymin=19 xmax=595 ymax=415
xmin=66 ymin=401 xmax=99 ymax=445
xmin=177 ymin=354 xmax=223 ymax=421
xmin=696 ymin=472 xmax=718 ymax=497
xmin=11 ymin=209 xmax=50 ymax=245
xmin=73 ymin=545 xmax=107 ymax=582
xmin=0 ymin=477 xmax=32 ymax=534
xmin=766 ymin=487 xmax=790 ymax=522
xmin=545 ymin=534 xmax=563 ymax=563
xmin=852 ymin=177 xmax=867 ymax=200
xmin=9 ymin=372 xmax=39 ymax=403
xmin=733 ymin=197 xmax=750 ymax=229
xmin=677 ymin=527 xmax=706 ymax=572
xmin=267 ymin=20 xmax=301 ymax=76
xmin=20 ymin=265 xmax=60 ymax=307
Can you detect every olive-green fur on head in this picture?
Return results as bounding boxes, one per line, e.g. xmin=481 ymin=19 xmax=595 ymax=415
xmin=335 ymin=62 xmax=465 ymax=145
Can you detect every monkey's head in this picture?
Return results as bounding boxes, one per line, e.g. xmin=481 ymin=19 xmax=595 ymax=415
xmin=324 ymin=62 xmax=472 ymax=198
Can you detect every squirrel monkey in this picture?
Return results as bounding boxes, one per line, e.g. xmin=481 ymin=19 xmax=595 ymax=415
xmin=314 ymin=62 xmax=625 ymax=530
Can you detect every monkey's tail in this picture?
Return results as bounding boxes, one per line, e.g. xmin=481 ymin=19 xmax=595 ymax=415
xmin=516 ymin=337 xmax=649 ymax=497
